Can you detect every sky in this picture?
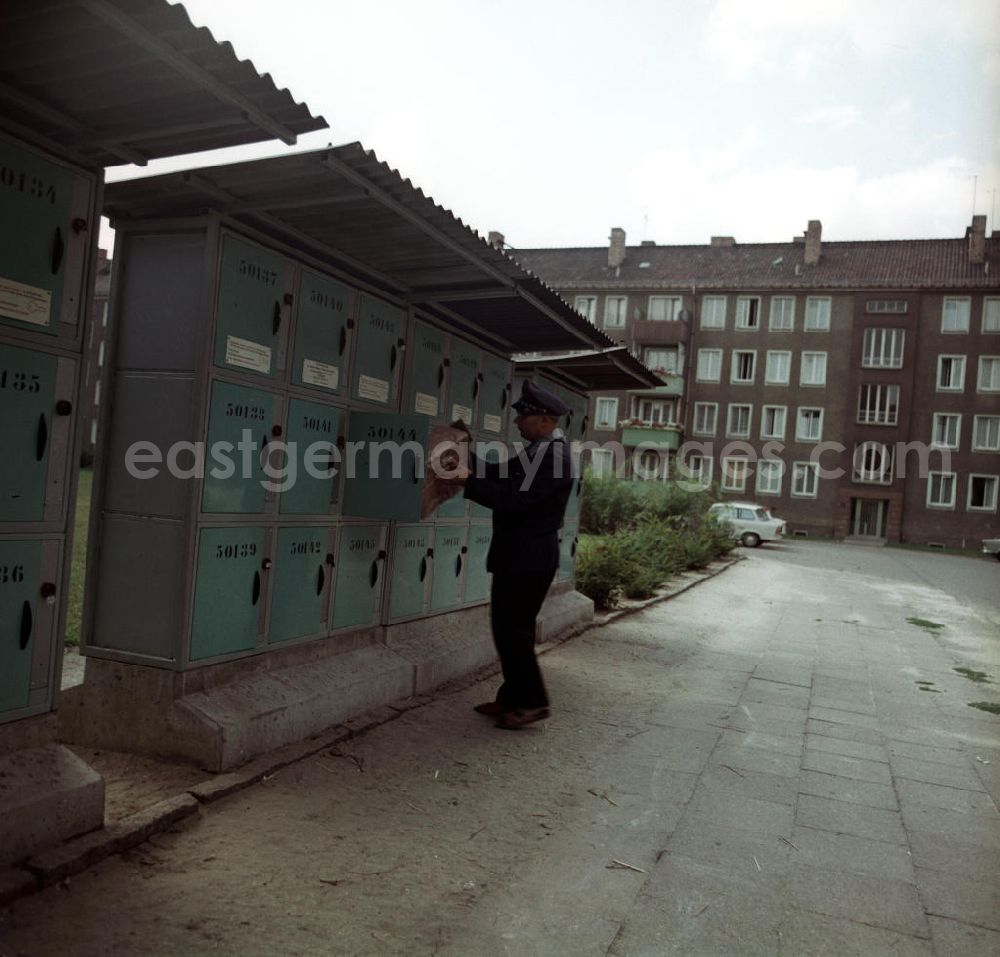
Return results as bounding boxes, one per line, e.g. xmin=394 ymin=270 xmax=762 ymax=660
xmin=103 ymin=0 xmax=1000 ymax=251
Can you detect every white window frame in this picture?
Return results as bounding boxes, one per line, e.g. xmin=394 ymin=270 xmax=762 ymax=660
xmin=644 ymin=347 xmax=679 ymax=375
xmin=700 ymin=296 xmax=726 ymax=329
xmin=589 ymin=448 xmax=615 ymax=478
xmin=941 ymin=297 xmax=971 ymax=333
xmin=978 ymin=356 xmax=1000 ymax=393
xmin=926 ymin=471 xmax=957 ymax=508
xmin=791 ymin=461 xmax=819 ymax=498
xmin=765 ymin=350 xmax=791 ymax=385
xmin=967 ymin=474 xmax=999 ymax=512
xmin=647 ymin=295 xmax=682 ymax=322
xmin=574 ymin=296 xmax=597 ymax=323
xmin=635 ymin=398 xmax=673 ymax=426
xmin=768 ymin=296 xmax=795 ymax=331
xmin=795 ymin=406 xmax=824 ymax=443
xmin=755 ymin=459 xmax=784 ymax=496
xmin=730 ymin=349 xmax=757 ymax=384
xmin=726 ymin=403 xmax=752 ymax=438
xmin=804 ymin=297 xmax=831 ymax=331
xmin=972 ymin=415 xmax=1000 ymax=452
xmin=857 ymin=384 xmax=899 ymax=426
xmin=696 ymin=349 xmax=722 ymax=382
xmin=854 ymin=441 xmax=894 ymax=485
xmin=603 ymin=295 xmax=628 ymax=328
xmin=721 ymin=456 xmax=749 ymax=492
xmin=800 ymin=351 xmax=827 ymax=387
xmin=760 ymin=405 xmax=787 ymax=440
xmin=735 ymin=296 xmax=761 ymax=330
xmin=594 ymin=397 xmax=619 ymax=431
xmin=936 ymin=355 xmax=966 ymax=392
xmin=862 ymin=328 xmax=905 ymax=369
xmin=983 ymin=297 xmax=1000 ymax=334
xmin=684 ymin=455 xmax=713 ymax=487
xmin=931 ymin=413 xmax=961 ymax=450
xmin=692 ymin=402 xmax=718 ymax=436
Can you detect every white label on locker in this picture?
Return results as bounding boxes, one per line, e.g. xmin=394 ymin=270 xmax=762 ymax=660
xmin=451 ymin=404 xmax=473 ymax=425
xmin=302 ymin=358 xmax=339 ymax=390
xmin=482 ymin=414 xmax=503 ymax=433
xmin=225 ymin=335 xmax=271 ymax=373
xmin=414 ymin=392 xmax=439 ymax=416
xmin=358 ymin=374 xmax=389 ymax=403
xmin=0 ymin=277 xmax=51 ymax=326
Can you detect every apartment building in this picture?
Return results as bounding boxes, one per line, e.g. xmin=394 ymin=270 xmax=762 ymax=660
xmin=513 ymin=217 xmax=1000 ymax=549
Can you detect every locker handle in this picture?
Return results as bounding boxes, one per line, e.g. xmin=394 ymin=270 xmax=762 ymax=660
xmin=500 ymin=387 xmax=508 ymax=410
xmin=35 ymin=414 xmax=48 ymax=461
xmin=419 ymin=557 xmax=428 ymax=582
xmin=389 ymin=344 xmax=397 ymax=372
xmin=454 ymin=554 xmax=463 ymax=578
xmin=316 ymin=564 xmax=326 ymax=596
xmin=19 ymin=601 xmax=33 ymax=650
xmin=252 ymin=571 xmax=261 ymax=606
xmin=472 ymin=378 xmax=479 ymax=400
xmin=368 ymin=560 xmax=379 ymax=589
xmin=51 ymin=227 xmax=64 ymax=275
xmin=582 ymin=415 xmax=589 ymax=433
xmin=260 ymin=433 xmax=269 ymax=470
xmin=571 ymin=538 xmax=578 ymax=558
xmin=338 ymin=325 xmax=348 ymax=357
xmin=272 ymin=301 xmax=282 ymax=335
xmin=437 ymin=364 xmax=445 ymax=388
xmin=412 ymin=457 xmax=421 ymax=485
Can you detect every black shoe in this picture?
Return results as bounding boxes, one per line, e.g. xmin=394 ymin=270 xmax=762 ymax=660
xmin=473 ymin=701 xmax=507 ymax=716
xmin=495 ymin=707 xmax=550 ymax=730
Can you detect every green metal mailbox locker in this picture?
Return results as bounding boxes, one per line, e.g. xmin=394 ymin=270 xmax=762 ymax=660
xmin=478 ymin=354 xmax=511 ymax=437
xmin=405 ymin=320 xmax=448 ymax=419
xmin=268 ymin=525 xmax=334 ymax=644
xmin=290 ymin=269 xmax=352 ymax=395
xmin=331 ymin=524 xmax=386 ymax=631
xmin=214 ymin=234 xmax=292 ymax=379
xmin=447 ymin=339 xmax=480 ymax=427
xmin=557 ymin=519 xmax=579 ymax=583
xmin=463 ymin=524 xmax=493 ymax=604
xmin=279 ymin=397 xmax=342 ymax=515
xmin=388 ymin=524 xmax=432 ymax=622
xmin=430 ymin=525 xmax=466 ymax=612
xmin=0 ymin=540 xmax=45 ymax=715
xmin=351 ymin=293 xmax=406 ymax=407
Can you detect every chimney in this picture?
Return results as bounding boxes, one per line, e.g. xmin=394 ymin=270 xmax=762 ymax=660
xmin=969 ymin=215 xmax=986 ymax=265
xmin=710 ymin=236 xmax=736 ymax=247
xmin=804 ymin=220 xmax=822 ymax=266
xmin=487 ymin=231 xmax=505 ymax=250
xmin=608 ymin=227 xmax=626 ymax=270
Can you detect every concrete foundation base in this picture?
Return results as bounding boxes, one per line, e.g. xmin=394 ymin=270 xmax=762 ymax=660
xmin=0 ymin=745 xmax=105 ymax=865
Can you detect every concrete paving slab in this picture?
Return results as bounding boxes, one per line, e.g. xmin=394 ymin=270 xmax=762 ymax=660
xmin=686 ymin=790 xmax=794 ymax=839
xmin=890 ymin=755 xmax=988 ymax=790
xmin=886 ymin=740 xmax=972 ymax=767
xmin=928 ymin=916 xmax=1000 ymax=957
xmin=908 ymin=831 xmax=1000 ymax=885
xmin=805 ymin=717 xmax=886 ymax=746
xmin=900 ymin=802 xmax=1000 ymax=850
xmin=915 ymin=867 xmax=1000 ymax=932
xmin=696 ymin=763 xmax=799 ymax=806
xmin=710 ymin=743 xmax=801 ymax=778
xmin=798 ymin=769 xmax=898 ymax=809
xmin=804 ymin=732 xmax=888 ymax=762
xmin=795 ymin=793 xmax=906 ymax=844
xmin=665 ymin=818 xmax=791 ymax=873
xmin=777 ymin=911 xmax=932 ymax=956
xmin=751 ymin=664 xmax=813 ymax=687
xmin=809 ymin=706 xmax=882 ymax=730
xmin=801 ymin=748 xmax=893 ymax=785
xmin=718 ymin=728 xmax=803 ymax=756
xmin=788 ymin=825 xmax=915 ymax=883
xmin=740 ymin=678 xmax=812 ymax=710
xmin=727 ymin=702 xmax=810 ymax=732
xmin=896 ymin=778 xmax=999 ymax=817
xmin=810 ymin=696 xmax=879 ymax=716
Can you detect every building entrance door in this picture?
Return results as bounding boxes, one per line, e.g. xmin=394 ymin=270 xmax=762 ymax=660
xmin=851 ymin=498 xmax=887 ymax=538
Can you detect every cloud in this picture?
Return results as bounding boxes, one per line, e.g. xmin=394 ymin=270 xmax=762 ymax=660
xmin=798 ymin=105 xmax=862 ymax=132
xmin=887 ymin=96 xmax=913 ymax=116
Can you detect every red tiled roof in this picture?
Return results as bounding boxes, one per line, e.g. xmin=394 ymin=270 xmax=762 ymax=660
xmin=511 ymin=237 xmax=1000 ymax=292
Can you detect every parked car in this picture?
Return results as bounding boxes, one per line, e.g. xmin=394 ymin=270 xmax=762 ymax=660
xmin=983 ymin=538 xmax=1000 ymax=561
xmin=708 ymin=502 xmax=786 ymax=548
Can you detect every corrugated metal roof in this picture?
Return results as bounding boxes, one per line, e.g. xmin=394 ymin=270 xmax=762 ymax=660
xmin=514 ymin=350 xmax=662 ymax=391
xmin=0 ymin=0 xmax=327 ymax=168
xmin=103 ymin=142 xmax=661 ymax=366
xmin=512 ymin=237 xmax=1000 ymax=292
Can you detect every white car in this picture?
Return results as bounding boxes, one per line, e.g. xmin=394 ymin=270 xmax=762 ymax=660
xmin=708 ymin=501 xmax=786 ymax=548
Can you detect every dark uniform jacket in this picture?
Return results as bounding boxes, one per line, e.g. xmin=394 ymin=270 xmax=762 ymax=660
xmin=464 ymin=436 xmax=574 ymax=575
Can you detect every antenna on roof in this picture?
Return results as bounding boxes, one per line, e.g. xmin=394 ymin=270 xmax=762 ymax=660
xmin=642 ymin=209 xmax=649 ymax=242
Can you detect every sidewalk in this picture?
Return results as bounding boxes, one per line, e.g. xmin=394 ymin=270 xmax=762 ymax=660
xmin=1 ymin=546 xmax=998 ymax=955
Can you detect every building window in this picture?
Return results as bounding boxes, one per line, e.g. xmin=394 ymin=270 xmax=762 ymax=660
xmin=604 ymin=296 xmax=627 ymax=328
xmin=634 ymin=398 xmax=673 ymax=425
xmin=735 ymin=296 xmax=761 ymax=329
xmin=968 ymin=474 xmax=999 ymax=511
xmin=693 ymin=402 xmax=718 ymax=436
xmin=857 ymin=384 xmax=899 ymax=425
xmin=931 ymin=413 xmax=961 ymax=449
xmin=701 ymin=296 xmax=726 ymax=329
xmin=927 ymin=471 xmax=956 ymax=508
xmin=755 ymin=459 xmax=783 ymax=496
xmin=727 ymin=404 xmax=752 ymax=438
xmin=854 ymin=441 xmax=894 ymax=484
xmin=984 ymin=298 xmax=1000 ymax=333
xmin=761 ymin=405 xmax=786 ymax=440
xmin=590 ymin=448 xmax=615 ymax=477
xmin=574 ymin=296 xmax=596 ymax=322
xmin=765 ymin=350 xmax=791 ymax=385
xmin=731 ymin=350 xmax=757 ymax=384
xmin=94 ymin=380 xmax=101 ymax=406
xmin=805 ymin=297 xmax=831 ymax=330
xmin=942 ymin=297 xmax=970 ymax=333
xmin=866 ymin=299 xmax=908 ymax=314
xmin=972 ymin=415 xmax=1000 ymax=452
xmin=594 ymin=397 xmax=618 ymax=430
xmin=684 ymin=455 xmax=712 ymax=487
xmin=721 ymin=457 xmax=749 ymax=492
xmin=696 ymin=349 xmax=722 ymax=382
xmin=791 ymin=462 xmax=819 ymax=498
xmin=978 ymin=356 xmax=1000 ymax=392
xmin=644 ymin=347 xmax=679 ymax=374
xmin=769 ymin=296 xmax=795 ymax=331
xmin=648 ymin=296 xmax=682 ymax=321
xmin=800 ymin=351 xmax=827 ymax=386
xmin=796 ymin=407 xmax=823 ymax=442
xmin=862 ymin=328 xmax=905 ymax=368
xmin=937 ymin=355 xmax=966 ymax=392
xmin=637 ymin=448 xmax=667 ymax=480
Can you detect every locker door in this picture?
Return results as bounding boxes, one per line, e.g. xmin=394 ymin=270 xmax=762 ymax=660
xmin=405 ymin=321 xmax=447 ymax=418
xmin=388 ymin=524 xmax=431 ymax=621
xmin=447 ymin=339 xmax=481 ymax=427
xmin=0 ymin=344 xmax=59 ymax=522
xmin=558 ymin=520 xmax=579 ymax=583
xmin=0 ymin=540 xmax=42 ymax=714
xmin=0 ymin=139 xmax=79 ymax=337
xmin=269 ymin=526 xmax=331 ymax=643
xmin=190 ymin=526 xmax=268 ymax=660
xmin=463 ymin=525 xmax=493 ymax=604
xmin=279 ymin=398 xmax=341 ymax=515
xmin=567 ymin=392 xmax=589 ymax=442
xmin=434 ymin=488 xmax=467 ymax=520
xmin=331 ymin=525 xmax=385 ymax=630
xmin=202 ymin=380 xmax=277 ymax=514
xmin=469 ymin=441 xmax=504 ymax=519
xmin=478 ymin=355 xmax=511 ymax=436
xmin=430 ymin=526 xmax=466 ymax=611
xmin=214 ymin=234 xmax=290 ymax=378
xmin=351 ymin=294 xmax=405 ymax=406
xmin=564 ymin=473 xmax=584 ymax=519
xmin=291 ymin=270 xmax=351 ymax=395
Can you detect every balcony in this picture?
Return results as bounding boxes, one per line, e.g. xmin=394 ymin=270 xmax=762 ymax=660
xmin=631 ymin=319 xmax=690 ymax=344
xmin=621 ymin=422 xmax=682 ymax=450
